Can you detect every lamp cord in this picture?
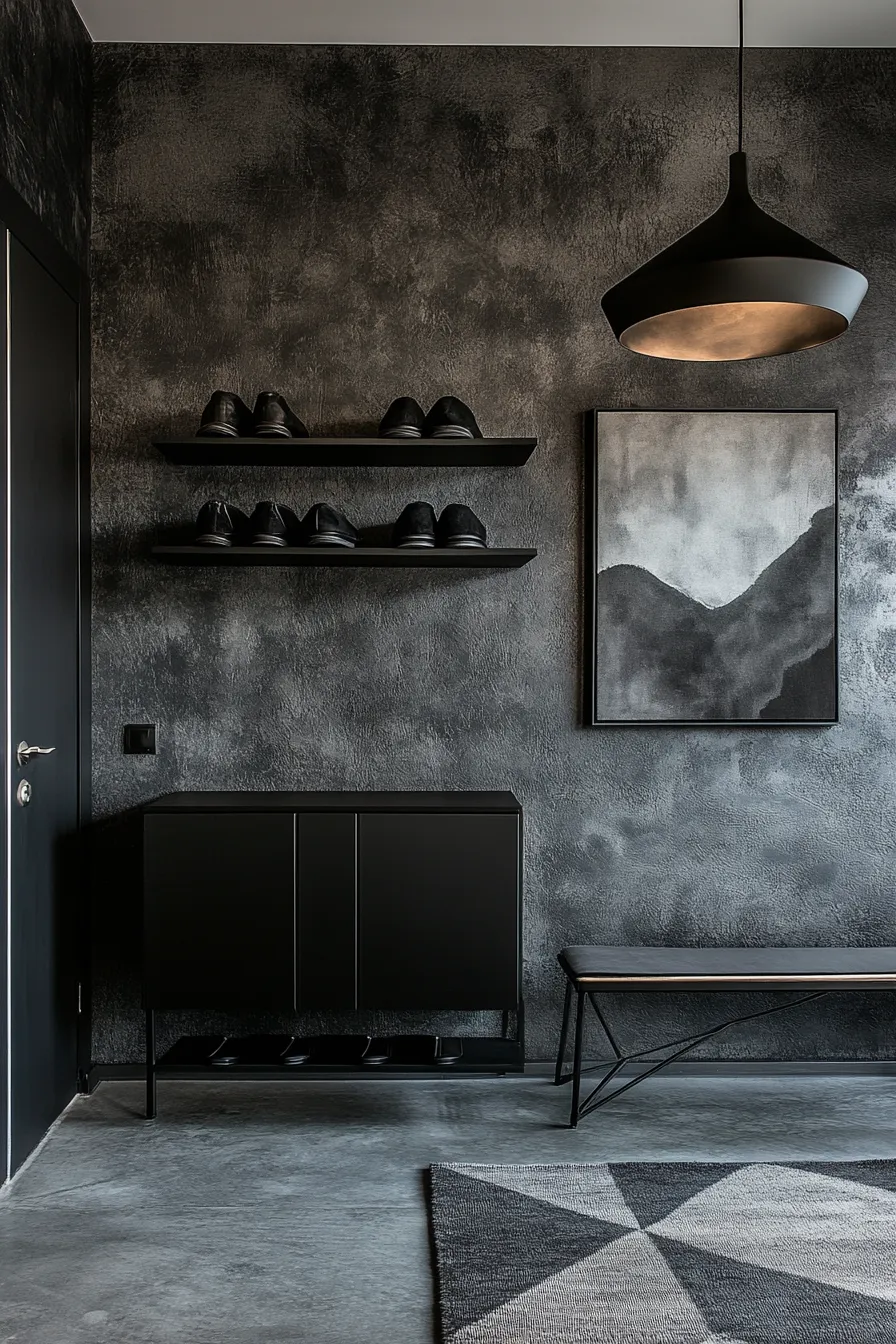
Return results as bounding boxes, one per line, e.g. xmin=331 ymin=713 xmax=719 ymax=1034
xmin=738 ymin=0 xmax=745 ymax=152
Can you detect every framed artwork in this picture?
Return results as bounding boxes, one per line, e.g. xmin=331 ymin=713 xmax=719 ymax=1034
xmin=584 ymin=409 xmax=838 ymax=727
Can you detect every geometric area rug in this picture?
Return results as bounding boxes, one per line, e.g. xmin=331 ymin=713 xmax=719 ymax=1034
xmin=428 ymin=1161 xmax=896 ymax=1343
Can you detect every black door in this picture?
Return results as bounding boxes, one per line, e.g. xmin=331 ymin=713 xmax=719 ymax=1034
xmin=358 ymin=812 xmax=520 ymax=1010
xmin=7 ymin=235 xmax=82 ymax=1175
xmin=144 ymin=812 xmax=296 ymax=1009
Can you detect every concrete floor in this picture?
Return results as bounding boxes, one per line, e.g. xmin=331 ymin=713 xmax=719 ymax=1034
xmin=1 ymin=1072 xmax=895 ymax=1343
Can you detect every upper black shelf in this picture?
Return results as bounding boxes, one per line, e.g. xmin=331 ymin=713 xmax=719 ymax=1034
xmin=153 ymin=437 xmax=537 ymax=468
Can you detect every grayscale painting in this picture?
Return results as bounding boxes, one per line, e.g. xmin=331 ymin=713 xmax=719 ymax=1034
xmin=586 ymin=410 xmax=838 ymax=725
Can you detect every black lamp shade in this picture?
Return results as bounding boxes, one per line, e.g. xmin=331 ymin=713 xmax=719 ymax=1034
xmin=601 ymin=153 xmax=868 ymax=361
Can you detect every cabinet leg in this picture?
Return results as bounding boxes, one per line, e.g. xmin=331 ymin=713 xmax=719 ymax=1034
xmin=145 ymin=1008 xmax=156 ymax=1120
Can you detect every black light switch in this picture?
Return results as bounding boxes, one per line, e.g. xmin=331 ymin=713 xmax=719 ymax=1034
xmin=124 ymin=724 xmax=156 ymax=755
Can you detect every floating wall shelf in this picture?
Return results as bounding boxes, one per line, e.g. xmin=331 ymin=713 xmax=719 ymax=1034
xmin=153 ymin=437 xmax=537 ymax=468
xmin=152 ymin=545 xmax=537 ymax=569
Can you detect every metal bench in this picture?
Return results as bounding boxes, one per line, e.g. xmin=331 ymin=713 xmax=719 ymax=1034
xmin=554 ymin=945 xmax=896 ymax=1127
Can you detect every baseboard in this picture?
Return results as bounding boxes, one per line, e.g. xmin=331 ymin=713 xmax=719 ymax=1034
xmin=528 ymin=1059 xmax=896 ymax=1077
xmin=87 ymin=1058 xmax=896 ymax=1090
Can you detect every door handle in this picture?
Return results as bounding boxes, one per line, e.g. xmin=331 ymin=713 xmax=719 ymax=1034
xmin=16 ymin=741 xmax=56 ymax=768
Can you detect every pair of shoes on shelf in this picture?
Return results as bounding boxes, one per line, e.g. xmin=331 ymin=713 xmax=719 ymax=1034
xmin=393 ymin=502 xmax=486 ymax=549
xmin=198 ymin=390 xmax=309 ymax=439
xmin=196 ymin=500 xmax=357 ymax=548
xmin=361 ymin=1036 xmax=464 ymax=1066
xmin=209 ymin=1036 xmax=312 ymax=1067
xmin=380 ymin=396 xmax=481 ymax=440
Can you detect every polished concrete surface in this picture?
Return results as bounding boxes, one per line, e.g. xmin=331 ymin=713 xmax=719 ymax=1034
xmin=1 ymin=1073 xmax=895 ymax=1343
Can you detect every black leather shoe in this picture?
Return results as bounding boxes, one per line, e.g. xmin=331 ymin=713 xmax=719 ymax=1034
xmin=437 ymin=503 xmax=487 ymax=548
xmin=379 ymin=397 xmax=426 ymax=439
xmin=423 ymin=396 xmax=482 ymax=440
xmin=252 ymin=391 xmax=309 ymax=438
xmin=301 ymin=503 xmax=358 ymax=548
xmin=280 ymin=1037 xmax=314 ymax=1066
xmin=195 ymin=500 xmax=249 ymax=546
xmin=246 ymin=501 xmax=301 ymax=547
xmin=197 ymin=390 xmax=252 ymax=438
xmin=392 ymin=501 xmax=436 ymax=548
xmin=435 ymin=1036 xmax=464 ymax=1066
xmin=361 ymin=1037 xmax=393 ymax=1066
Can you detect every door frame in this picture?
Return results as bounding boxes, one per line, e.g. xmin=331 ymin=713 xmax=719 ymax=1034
xmin=0 ymin=175 xmax=91 ymax=1181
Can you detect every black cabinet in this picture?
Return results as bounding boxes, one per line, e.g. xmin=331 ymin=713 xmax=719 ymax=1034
xmin=143 ymin=792 xmax=521 ymax=1016
xmin=144 ymin=812 xmax=296 ymax=1009
xmin=358 ymin=813 xmax=519 ymax=1010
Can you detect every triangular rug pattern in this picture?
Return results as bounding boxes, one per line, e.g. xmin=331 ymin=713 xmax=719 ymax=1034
xmin=430 ymin=1159 xmax=896 ymax=1343
xmin=429 ymin=1166 xmax=634 ymax=1334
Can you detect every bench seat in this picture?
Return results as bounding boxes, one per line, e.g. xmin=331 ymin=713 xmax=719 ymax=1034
xmin=559 ymin=945 xmax=896 ymax=990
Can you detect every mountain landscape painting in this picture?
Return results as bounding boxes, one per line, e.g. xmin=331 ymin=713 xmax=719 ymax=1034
xmin=586 ymin=410 xmax=838 ymax=725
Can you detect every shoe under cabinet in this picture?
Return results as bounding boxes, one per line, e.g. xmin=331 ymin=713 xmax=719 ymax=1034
xmin=143 ymin=790 xmax=523 ymax=1117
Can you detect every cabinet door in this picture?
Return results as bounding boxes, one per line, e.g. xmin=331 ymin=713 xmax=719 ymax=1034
xmin=297 ymin=812 xmax=357 ymax=1009
xmin=144 ymin=812 xmax=296 ymax=1009
xmin=358 ymin=813 xmax=519 ymax=1010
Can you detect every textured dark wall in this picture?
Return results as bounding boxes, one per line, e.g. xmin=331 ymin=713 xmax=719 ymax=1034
xmin=0 ymin=0 xmax=91 ymax=263
xmin=91 ymin=44 xmax=896 ymax=1064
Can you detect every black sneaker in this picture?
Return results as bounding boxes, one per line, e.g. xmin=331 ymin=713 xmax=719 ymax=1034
xmin=423 ymin=396 xmax=482 ymax=440
xmin=197 ymin=390 xmax=252 ymax=438
xmin=392 ymin=501 xmax=437 ymax=548
xmin=246 ymin=501 xmax=301 ymax=547
xmin=252 ymin=391 xmax=309 ymax=438
xmin=301 ymin=503 xmax=359 ymax=548
xmin=379 ymin=397 xmax=426 ymax=439
xmin=437 ymin=503 xmax=487 ymax=548
xmin=195 ymin=500 xmax=249 ymax=547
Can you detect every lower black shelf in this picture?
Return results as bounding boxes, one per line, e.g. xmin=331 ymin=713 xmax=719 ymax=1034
xmin=152 ymin=546 xmax=536 ymax=568
xmin=155 ymin=1034 xmax=524 ymax=1077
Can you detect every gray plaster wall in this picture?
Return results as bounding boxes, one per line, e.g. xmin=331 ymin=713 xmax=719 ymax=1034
xmin=90 ymin=44 xmax=896 ymax=1064
xmin=0 ymin=0 xmax=91 ymax=264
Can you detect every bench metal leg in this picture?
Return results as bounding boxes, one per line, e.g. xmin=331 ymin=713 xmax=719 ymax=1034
xmin=560 ymin=985 xmax=830 ymax=1126
xmin=554 ymin=980 xmax=574 ymax=1085
xmin=569 ymin=991 xmax=586 ymax=1128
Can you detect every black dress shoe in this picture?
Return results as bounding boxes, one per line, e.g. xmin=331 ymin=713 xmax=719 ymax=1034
xmin=197 ymin=390 xmax=252 ymax=438
xmin=251 ymin=391 xmax=309 ymax=438
xmin=379 ymin=397 xmax=426 ymax=439
xmin=423 ymin=396 xmax=482 ymax=440
xmin=301 ymin=503 xmax=359 ymax=548
xmin=435 ymin=1036 xmax=464 ymax=1066
xmin=392 ymin=501 xmax=436 ymax=548
xmin=280 ymin=1037 xmax=315 ymax=1066
xmin=208 ymin=1038 xmax=240 ymax=1066
xmin=437 ymin=503 xmax=487 ymax=548
xmin=195 ymin=500 xmax=249 ymax=546
xmin=246 ymin=501 xmax=301 ymax=547
xmin=361 ymin=1037 xmax=393 ymax=1066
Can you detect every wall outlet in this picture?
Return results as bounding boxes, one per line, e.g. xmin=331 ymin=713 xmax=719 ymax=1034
xmin=124 ymin=724 xmax=156 ymax=755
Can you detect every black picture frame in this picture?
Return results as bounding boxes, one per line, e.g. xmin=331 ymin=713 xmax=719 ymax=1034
xmin=583 ymin=407 xmax=840 ymax=728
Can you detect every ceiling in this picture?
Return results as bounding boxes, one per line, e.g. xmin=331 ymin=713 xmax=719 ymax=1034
xmin=72 ymin=0 xmax=896 ymax=46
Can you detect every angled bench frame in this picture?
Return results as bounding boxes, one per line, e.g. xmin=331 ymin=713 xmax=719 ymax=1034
xmin=554 ymin=949 xmax=896 ymax=1127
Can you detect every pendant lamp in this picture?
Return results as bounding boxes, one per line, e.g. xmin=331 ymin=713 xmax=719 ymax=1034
xmin=600 ymin=1 xmax=868 ymax=361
